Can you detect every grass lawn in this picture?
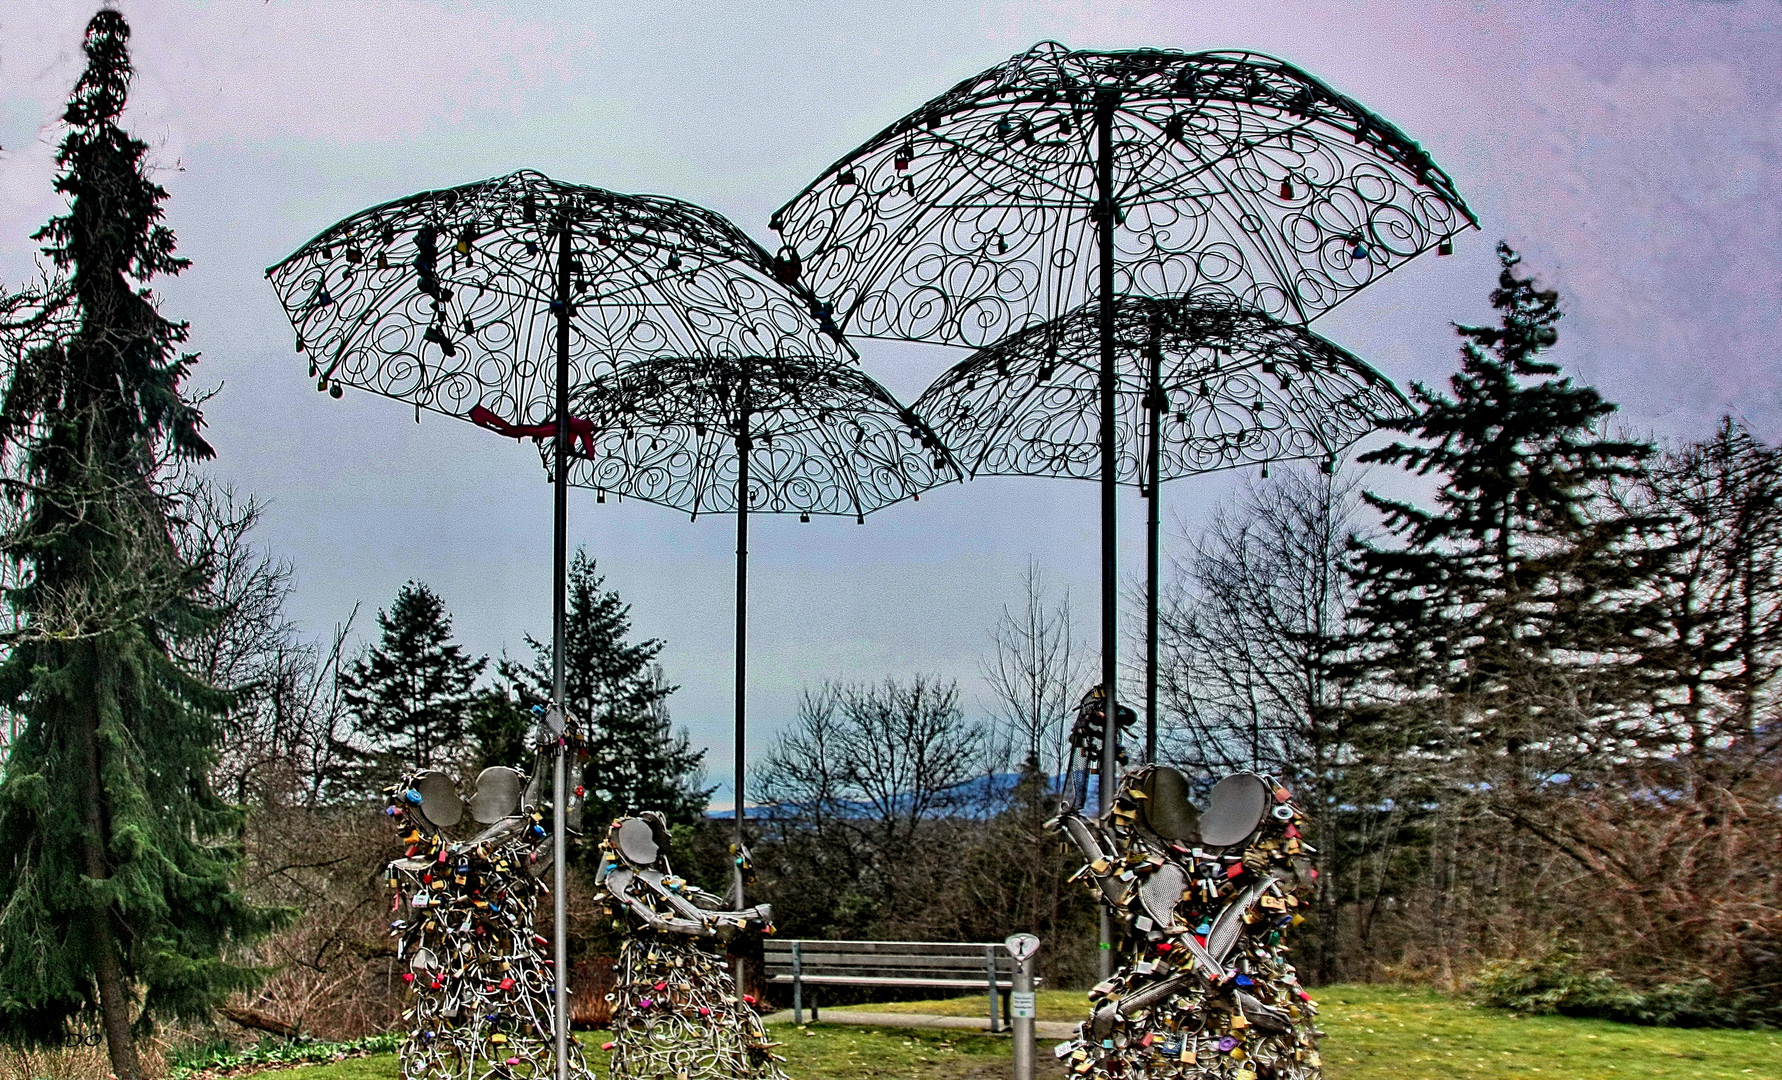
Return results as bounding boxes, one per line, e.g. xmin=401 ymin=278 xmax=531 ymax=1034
xmin=247 ymin=985 xmax=1782 ymax=1080
xmin=236 ymin=1028 xmax=1019 ymax=1080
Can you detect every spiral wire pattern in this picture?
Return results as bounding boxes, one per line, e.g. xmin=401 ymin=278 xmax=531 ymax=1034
xmin=771 ymin=41 xmax=1475 ymax=348
xmin=914 ymin=294 xmax=1409 ymax=485
xmin=566 ymin=354 xmax=959 ymax=518
xmin=267 ymin=170 xmax=851 ymax=431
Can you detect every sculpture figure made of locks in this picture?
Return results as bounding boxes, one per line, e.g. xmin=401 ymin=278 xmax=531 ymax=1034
xmin=384 ymin=748 xmax=590 ymax=1080
xmin=597 ymin=812 xmax=786 ymax=1080
xmin=1050 ymin=767 xmax=1322 ymax=1080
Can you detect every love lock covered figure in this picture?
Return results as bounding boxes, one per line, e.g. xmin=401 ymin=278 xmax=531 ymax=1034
xmin=384 ymin=749 xmax=591 ymax=1080
xmin=1050 ymin=762 xmax=1322 ymax=1080
xmin=596 ymin=813 xmax=785 ymax=1080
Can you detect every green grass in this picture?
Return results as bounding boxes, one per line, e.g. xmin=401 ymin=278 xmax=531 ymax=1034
xmin=245 ymin=986 xmax=1782 ymax=1080
xmin=1314 ymin=984 xmax=1781 ymax=1080
xmin=231 ymin=1028 xmax=1017 ymax=1080
xmin=823 ymin=987 xmax=1087 ymax=1023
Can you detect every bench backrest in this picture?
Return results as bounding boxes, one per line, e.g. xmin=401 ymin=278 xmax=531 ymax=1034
xmin=763 ymin=939 xmax=1018 ymax=983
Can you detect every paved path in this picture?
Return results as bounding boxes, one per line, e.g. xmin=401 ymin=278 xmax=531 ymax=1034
xmin=765 ymin=1009 xmax=1077 ymax=1040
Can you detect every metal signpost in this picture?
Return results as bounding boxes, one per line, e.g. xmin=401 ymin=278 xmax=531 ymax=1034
xmin=1005 ymin=933 xmax=1041 ymax=1080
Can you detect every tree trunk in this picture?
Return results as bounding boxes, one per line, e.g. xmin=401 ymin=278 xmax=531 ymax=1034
xmin=77 ymin=642 xmax=141 ymax=1080
xmin=220 ymin=1004 xmax=300 ymax=1039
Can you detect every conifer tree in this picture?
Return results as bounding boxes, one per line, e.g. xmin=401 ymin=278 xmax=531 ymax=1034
xmin=338 ymin=580 xmax=486 ymax=776
xmin=499 ymin=550 xmax=708 ymax=832
xmin=1347 ymin=244 xmax=1658 ymax=801
xmin=0 ymin=12 xmax=273 ymax=1077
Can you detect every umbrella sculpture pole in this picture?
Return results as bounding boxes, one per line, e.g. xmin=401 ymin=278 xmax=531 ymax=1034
xmin=551 ymin=218 xmax=572 ymax=1080
xmin=732 ymin=370 xmax=751 ymax=980
xmin=1144 ymin=321 xmax=1163 ymax=766
xmin=1093 ymin=92 xmax=1119 ymax=979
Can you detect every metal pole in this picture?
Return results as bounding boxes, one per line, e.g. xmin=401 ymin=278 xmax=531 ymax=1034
xmin=791 ymin=941 xmax=803 ymax=1024
xmin=551 ymin=220 xmax=572 ymax=1080
xmin=1094 ymin=91 xmax=1119 ymax=980
xmin=985 ymin=945 xmax=1000 ymax=1033
xmin=1145 ymin=318 xmax=1162 ymax=765
xmin=732 ymin=372 xmax=751 ymax=996
xmin=1010 ymin=944 xmax=1037 ymax=1080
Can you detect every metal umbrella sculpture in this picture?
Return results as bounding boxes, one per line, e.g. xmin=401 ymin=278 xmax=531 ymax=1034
xmin=564 ymin=352 xmax=958 ymax=923
xmin=266 ymin=170 xmax=849 ymax=1080
xmin=769 ymin=42 xmax=1476 ymax=882
xmin=913 ymin=294 xmax=1410 ymax=764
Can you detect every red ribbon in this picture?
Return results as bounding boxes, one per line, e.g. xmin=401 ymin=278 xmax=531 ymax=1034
xmin=469 ymin=404 xmax=597 ymax=458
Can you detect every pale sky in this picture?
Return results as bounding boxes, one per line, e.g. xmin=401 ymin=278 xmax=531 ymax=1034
xmin=2 ymin=0 xmax=1779 ymax=805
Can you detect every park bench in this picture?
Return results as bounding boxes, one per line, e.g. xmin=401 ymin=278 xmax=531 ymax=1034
xmin=762 ymin=939 xmax=1037 ymax=1031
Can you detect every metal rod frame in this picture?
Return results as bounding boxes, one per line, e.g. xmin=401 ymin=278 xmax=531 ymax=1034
xmin=733 ymin=375 xmax=752 ymax=989
xmin=1094 ymin=92 xmax=1118 ymax=979
xmin=551 ymin=220 xmax=571 ymax=1080
xmin=1144 ymin=320 xmax=1162 ymax=766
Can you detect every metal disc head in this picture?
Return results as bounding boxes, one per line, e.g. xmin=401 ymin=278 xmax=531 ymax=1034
xmin=469 ymin=766 xmax=524 ymax=824
xmin=614 ymin=817 xmax=660 ymax=866
xmin=1004 ymin=932 xmax=1040 ymax=963
xmin=413 ymin=770 xmax=464 ymax=830
xmin=1199 ymin=773 xmax=1270 ymax=847
xmin=1139 ymin=766 xmax=1198 ymax=842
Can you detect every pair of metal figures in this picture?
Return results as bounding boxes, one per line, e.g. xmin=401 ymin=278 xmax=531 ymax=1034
xmin=384 ymin=699 xmax=1320 ymax=1080
xmin=1051 ymin=691 xmax=1323 ymax=1080
xmin=384 ymin=756 xmax=783 ymax=1080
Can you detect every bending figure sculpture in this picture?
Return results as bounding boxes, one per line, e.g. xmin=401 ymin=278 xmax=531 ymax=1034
xmin=384 ymin=750 xmax=592 ymax=1080
xmin=597 ymin=813 xmax=786 ymax=1080
xmin=1051 ymin=699 xmax=1321 ymax=1078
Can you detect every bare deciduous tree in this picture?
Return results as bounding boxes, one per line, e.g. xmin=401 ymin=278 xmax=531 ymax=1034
xmin=983 ymin=560 xmax=1085 ymax=781
xmin=754 ymin=676 xmax=988 ymax=938
xmin=176 ymin=481 xmax=357 ymax=807
xmin=1157 ymin=466 xmax=1363 ymax=783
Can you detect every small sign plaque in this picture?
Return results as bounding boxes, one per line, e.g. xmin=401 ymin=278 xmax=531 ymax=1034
xmin=1010 ymin=991 xmax=1037 ymax=1019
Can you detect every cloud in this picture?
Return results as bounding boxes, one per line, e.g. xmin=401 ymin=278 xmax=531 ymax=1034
xmin=1502 ymin=52 xmax=1782 ymax=421
xmin=6 ymin=1 xmax=595 ymax=144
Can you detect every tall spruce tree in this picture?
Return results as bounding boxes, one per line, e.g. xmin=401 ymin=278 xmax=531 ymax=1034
xmin=1347 ymin=244 xmax=1658 ymax=804
xmin=498 ymin=549 xmax=708 ymax=833
xmin=0 ymin=12 xmax=273 ymax=1078
xmin=338 ymin=580 xmax=486 ymax=776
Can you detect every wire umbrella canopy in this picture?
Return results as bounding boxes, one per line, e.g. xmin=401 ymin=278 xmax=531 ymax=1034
xmin=915 ymin=293 xmax=1411 ymax=761
xmin=266 ymin=169 xmax=849 ymax=1080
xmin=566 ymin=353 xmax=960 ymax=914
xmin=771 ymin=41 xmax=1475 ymax=344
xmin=771 ymin=46 xmax=1474 ymax=961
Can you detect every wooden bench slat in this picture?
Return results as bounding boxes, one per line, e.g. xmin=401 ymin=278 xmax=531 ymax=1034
xmin=763 ymin=941 xmax=1005 ymax=955
xmin=768 ymin=974 xmax=1017 ymax=989
xmin=765 ymin=954 xmax=1012 ymax=970
xmin=759 ymin=940 xmax=1005 ymax=955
